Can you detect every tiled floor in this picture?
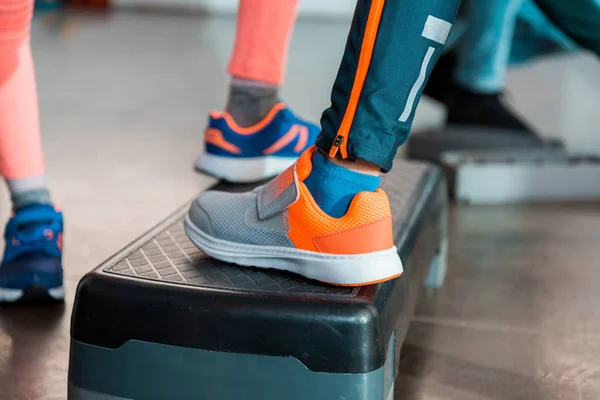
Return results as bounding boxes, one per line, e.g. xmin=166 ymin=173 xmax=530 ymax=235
xmin=0 ymin=10 xmax=599 ymax=400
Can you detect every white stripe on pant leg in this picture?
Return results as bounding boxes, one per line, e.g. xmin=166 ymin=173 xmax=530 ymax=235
xmin=422 ymin=15 xmax=453 ymax=45
xmin=398 ymin=46 xmax=435 ymax=123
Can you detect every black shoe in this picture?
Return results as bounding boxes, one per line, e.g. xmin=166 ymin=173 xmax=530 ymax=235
xmin=423 ymin=53 xmax=537 ymax=137
xmin=445 ymin=84 xmax=535 ymax=135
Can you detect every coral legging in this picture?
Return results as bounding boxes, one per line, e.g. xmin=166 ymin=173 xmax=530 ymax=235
xmin=0 ymin=0 xmax=298 ymax=179
xmin=0 ymin=0 xmax=44 ymax=180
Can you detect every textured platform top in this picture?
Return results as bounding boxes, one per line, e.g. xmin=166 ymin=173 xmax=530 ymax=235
xmin=71 ymin=160 xmax=447 ymax=374
xmin=104 ymin=161 xmax=433 ymax=295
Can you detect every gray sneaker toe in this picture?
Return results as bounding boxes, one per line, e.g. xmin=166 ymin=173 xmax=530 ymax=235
xmin=188 ymin=197 xmax=215 ymax=236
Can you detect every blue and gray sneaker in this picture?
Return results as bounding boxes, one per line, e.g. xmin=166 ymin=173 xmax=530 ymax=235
xmin=195 ymin=102 xmax=320 ymax=183
xmin=0 ymin=204 xmax=64 ymax=303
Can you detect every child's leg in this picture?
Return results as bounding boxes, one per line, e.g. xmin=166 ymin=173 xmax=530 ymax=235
xmin=0 ymin=0 xmax=51 ymax=209
xmin=225 ymin=0 xmax=299 ymax=127
xmin=0 ymin=0 xmax=64 ymax=303
xmin=197 ymin=0 xmax=319 ymax=183
xmin=317 ymin=0 xmax=460 ymax=171
xmin=187 ymin=0 xmax=461 ymax=286
xmin=425 ymin=0 xmax=534 ymax=133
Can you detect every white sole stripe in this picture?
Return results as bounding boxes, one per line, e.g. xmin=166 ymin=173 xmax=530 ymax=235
xmin=184 ymin=216 xmax=403 ymax=286
xmin=0 ymin=285 xmax=64 ymax=302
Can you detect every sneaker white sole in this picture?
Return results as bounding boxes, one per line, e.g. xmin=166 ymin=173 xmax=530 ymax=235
xmin=184 ymin=216 xmax=403 ymax=286
xmin=0 ymin=285 xmax=64 ymax=303
xmin=195 ymin=152 xmax=297 ymax=183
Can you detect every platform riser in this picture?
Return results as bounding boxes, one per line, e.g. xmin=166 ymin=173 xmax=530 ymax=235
xmin=69 ymin=384 xmax=398 ymax=400
xmin=455 ymin=163 xmax=600 ymax=204
xmin=68 ymin=336 xmax=395 ymax=400
xmin=425 ymin=238 xmax=448 ymax=289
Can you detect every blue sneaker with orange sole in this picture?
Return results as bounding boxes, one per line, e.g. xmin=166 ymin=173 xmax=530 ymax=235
xmin=195 ymin=102 xmax=320 ymax=183
xmin=0 ymin=204 xmax=64 ymax=303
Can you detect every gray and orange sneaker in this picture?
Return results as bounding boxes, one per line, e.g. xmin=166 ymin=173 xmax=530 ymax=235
xmin=185 ymin=146 xmax=402 ymax=286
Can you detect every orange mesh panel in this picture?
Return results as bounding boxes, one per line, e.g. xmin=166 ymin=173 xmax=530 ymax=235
xmin=287 ymin=183 xmax=393 ymax=253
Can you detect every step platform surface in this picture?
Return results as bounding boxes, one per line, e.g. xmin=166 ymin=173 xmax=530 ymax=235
xmin=68 ymin=160 xmax=448 ymax=400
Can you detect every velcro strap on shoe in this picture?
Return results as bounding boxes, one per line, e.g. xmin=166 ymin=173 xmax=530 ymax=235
xmin=11 ymin=207 xmax=62 ymax=227
xmin=257 ymin=165 xmax=300 ymax=220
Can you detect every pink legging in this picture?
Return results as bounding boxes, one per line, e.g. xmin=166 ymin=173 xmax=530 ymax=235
xmin=0 ymin=0 xmax=298 ymax=180
xmin=0 ymin=0 xmax=44 ymax=180
xmin=228 ymin=0 xmax=299 ymax=85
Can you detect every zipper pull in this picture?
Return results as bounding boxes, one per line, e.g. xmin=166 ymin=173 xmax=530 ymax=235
xmin=329 ymin=135 xmax=344 ymax=158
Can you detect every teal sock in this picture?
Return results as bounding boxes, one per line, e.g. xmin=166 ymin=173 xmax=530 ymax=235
xmin=303 ymin=151 xmax=380 ymax=218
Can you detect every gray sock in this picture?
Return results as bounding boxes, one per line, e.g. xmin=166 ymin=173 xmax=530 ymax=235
xmin=6 ymin=176 xmax=52 ymax=210
xmin=225 ymin=78 xmax=279 ymax=127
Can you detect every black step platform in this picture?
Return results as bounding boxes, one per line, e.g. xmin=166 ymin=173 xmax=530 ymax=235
xmin=68 ymin=160 xmax=448 ymax=400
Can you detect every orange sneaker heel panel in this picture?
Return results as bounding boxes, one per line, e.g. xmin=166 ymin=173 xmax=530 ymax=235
xmin=313 ymin=216 xmax=393 ymax=255
xmin=205 ymin=128 xmax=241 ymax=154
xmin=287 ymin=184 xmax=393 ymax=254
xmin=295 ymin=146 xmax=316 ymax=180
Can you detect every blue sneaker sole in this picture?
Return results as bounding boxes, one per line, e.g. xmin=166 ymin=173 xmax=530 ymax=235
xmin=0 ymin=284 xmax=64 ymax=303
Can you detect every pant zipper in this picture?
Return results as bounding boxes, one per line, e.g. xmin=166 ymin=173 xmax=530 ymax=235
xmin=329 ymin=0 xmax=386 ymax=159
